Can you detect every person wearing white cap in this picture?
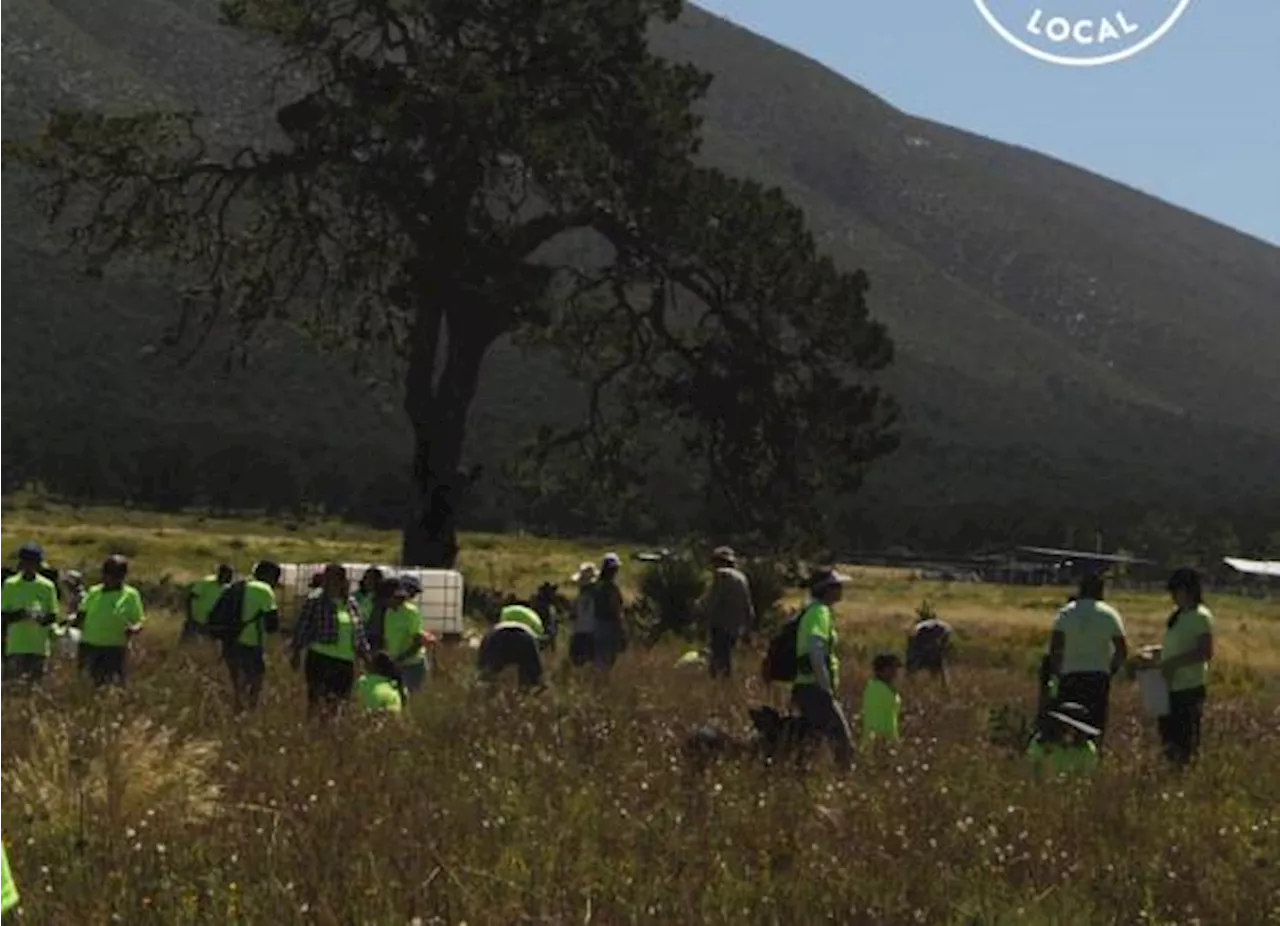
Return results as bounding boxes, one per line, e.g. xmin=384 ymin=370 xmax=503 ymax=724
xmin=591 ymin=553 xmax=626 ymax=671
xmin=792 ymin=567 xmax=855 ymax=769
xmin=1026 ymin=701 xmax=1101 ymax=780
xmin=567 ymin=563 xmax=598 ymax=667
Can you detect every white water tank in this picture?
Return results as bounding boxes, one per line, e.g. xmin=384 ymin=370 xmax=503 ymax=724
xmin=276 ymin=563 xmax=464 ymax=638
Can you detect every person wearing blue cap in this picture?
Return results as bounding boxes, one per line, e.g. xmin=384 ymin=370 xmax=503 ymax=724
xmin=1 ymin=543 xmax=60 ymax=683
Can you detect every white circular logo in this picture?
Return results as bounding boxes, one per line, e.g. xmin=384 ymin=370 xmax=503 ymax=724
xmin=972 ymin=1 xmax=1193 ymax=67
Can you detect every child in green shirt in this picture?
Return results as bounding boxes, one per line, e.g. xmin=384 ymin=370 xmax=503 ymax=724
xmin=1027 ymin=701 xmax=1100 ymax=780
xmin=357 ymin=651 xmax=406 ymax=714
xmin=861 ymin=652 xmax=903 ymax=744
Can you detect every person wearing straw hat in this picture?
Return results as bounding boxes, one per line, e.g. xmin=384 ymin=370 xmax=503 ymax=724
xmin=567 ymin=563 xmax=598 ymax=667
xmin=792 ymin=566 xmax=855 ymax=769
xmin=701 ymin=546 xmax=756 ymax=679
xmin=1026 ymin=701 xmax=1101 ymax=780
xmin=1046 ymin=570 xmax=1128 ymax=745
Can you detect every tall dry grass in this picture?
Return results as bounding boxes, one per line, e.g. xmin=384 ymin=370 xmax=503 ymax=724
xmin=2 ymin=633 xmax=1277 ymax=925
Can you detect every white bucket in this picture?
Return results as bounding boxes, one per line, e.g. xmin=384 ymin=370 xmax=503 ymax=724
xmin=1137 ymin=666 xmax=1169 ymax=718
xmin=56 ymin=626 xmax=81 ymax=659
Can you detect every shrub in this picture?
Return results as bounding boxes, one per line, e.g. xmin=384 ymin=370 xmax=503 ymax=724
xmin=636 ymin=555 xmax=707 ymax=641
xmin=741 ymin=558 xmax=789 ymax=633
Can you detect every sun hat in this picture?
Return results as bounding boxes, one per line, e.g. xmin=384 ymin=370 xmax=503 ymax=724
xmin=1046 ymin=701 xmax=1102 ymax=739
xmin=809 ymin=567 xmax=851 ymax=594
xmin=17 ymin=542 xmax=43 ymax=561
xmin=711 ymin=546 xmax=737 ymax=565
xmin=571 ymin=562 xmax=598 ymax=584
xmin=601 ymin=552 xmax=622 ymax=570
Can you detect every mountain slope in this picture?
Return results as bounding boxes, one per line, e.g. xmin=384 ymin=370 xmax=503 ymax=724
xmin=3 ymin=0 xmax=1278 ymax=544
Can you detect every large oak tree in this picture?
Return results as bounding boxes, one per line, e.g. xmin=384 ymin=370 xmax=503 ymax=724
xmin=14 ymin=0 xmax=898 ymax=566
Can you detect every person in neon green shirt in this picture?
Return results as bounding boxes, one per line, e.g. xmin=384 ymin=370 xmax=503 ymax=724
xmin=792 ymin=567 xmax=854 ymax=769
xmin=2 ymin=542 xmax=60 ymax=683
xmin=183 ymin=563 xmax=233 ymax=642
xmin=378 ymin=577 xmax=433 ymax=695
xmin=861 ymin=652 xmax=903 ymax=745
xmin=1026 ymin=701 xmax=1100 ymax=781
xmin=357 ymin=651 xmax=406 ymax=713
xmin=289 ymin=564 xmax=369 ymax=718
xmin=1158 ymin=567 xmax=1215 ymax=766
xmin=75 ymin=555 xmax=144 ymax=686
xmin=221 ymin=561 xmax=282 ymax=713
xmin=477 ymin=603 xmax=546 ymax=688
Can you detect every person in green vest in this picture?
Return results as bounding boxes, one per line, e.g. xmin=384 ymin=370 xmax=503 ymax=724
xmin=861 ymin=652 xmax=903 ymax=745
xmin=793 ymin=567 xmax=855 ymax=769
xmin=477 ymin=603 xmax=546 ymax=689
xmin=376 ymin=576 xmax=432 ymax=695
xmin=1158 ymin=567 xmax=1216 ymax=766
xmin=1026 ymin=701 xmax=1100 ymax=781
xmin=221 ymin=561 xmax=282 ymax=713
xmin=1 ymin=542 xmax=60 ymax=683
xmin=357 ymin=651 xmax=406 ymax=714
xmin=183 ymin=564 xmax=233 ymax=642
xmin=289 ymin=563 xmax=369 ymax=718
xmin=75 ymin=555 xmax=145 ymax=686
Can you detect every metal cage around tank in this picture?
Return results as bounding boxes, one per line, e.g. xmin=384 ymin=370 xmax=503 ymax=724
xmin=275 ymin=563 xmax=465 ymax=639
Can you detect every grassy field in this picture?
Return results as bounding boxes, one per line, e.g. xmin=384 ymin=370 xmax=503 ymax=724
xmin=2 ymin=501 xmax=1278 ymax=924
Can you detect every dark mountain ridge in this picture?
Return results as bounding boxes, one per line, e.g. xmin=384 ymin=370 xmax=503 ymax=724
xmin=3 ymin=0 xmax=1277 ymax=547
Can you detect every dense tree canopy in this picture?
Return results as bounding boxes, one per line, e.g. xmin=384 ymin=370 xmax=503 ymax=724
xmin=14 ymin=0 xmax=898 ymax=564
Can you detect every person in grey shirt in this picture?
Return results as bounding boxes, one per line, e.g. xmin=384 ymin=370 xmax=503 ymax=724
xmin=701 ymin=547 xmax=756 ymax=678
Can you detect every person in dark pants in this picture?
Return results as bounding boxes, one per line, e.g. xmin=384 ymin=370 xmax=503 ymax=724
xmin=592 ymin=553 xmax=626 ymax=672
xmin=792 ymin=567 xmax=855 ymax=769
xmin=1046 ymin=571 xmax=1127 ymax=745
xmin=905 ymin=609 xmax=953 ymax=689
xmin=289 ymin=564 xmax=368 ymax=718
xmin=221 ymin=561 xmax=282 ymax=712
xmin=1158 ymin=567 xmax=1215 ymax=766
xmin=477 ymin=604 xmax=546 ymax=689
xmin=701 ymin=546 xmax=755 ymax=679
xmin=76 ymin=555 xmax=145 ymax=687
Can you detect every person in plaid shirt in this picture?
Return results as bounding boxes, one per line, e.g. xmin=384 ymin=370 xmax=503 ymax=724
xmin=289 ymin=563 xmax=369 ymax=717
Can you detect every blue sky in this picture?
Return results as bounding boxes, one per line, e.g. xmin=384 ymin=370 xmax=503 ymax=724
xmin=693 ymin=1 xmax=1280 ymax=245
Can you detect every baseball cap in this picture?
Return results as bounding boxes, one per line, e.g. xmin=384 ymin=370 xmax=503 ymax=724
xmin=17 ymin=542 xmax=43 ymax=561
xmin=601 ymin=552 xmax=622 ymax=569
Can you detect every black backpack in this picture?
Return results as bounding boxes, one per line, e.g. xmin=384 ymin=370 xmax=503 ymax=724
xmin=206 ymin=581 xmax=248 ymax=643
xmin=760 ymin=606 xmax=810 ymax=683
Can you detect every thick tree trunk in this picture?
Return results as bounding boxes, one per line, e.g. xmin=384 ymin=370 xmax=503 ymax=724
xmin=400 ymin=303 xmax=494 ymax=568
